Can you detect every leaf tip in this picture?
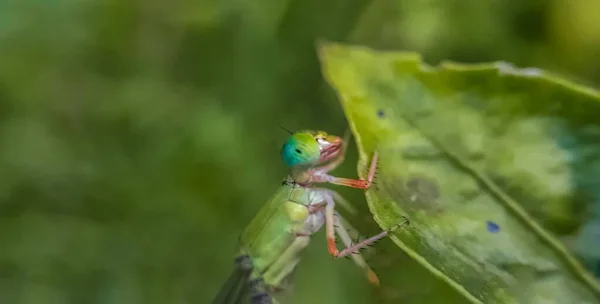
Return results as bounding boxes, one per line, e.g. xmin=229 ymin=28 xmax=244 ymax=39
xmin=315 ymin=38 xmax=339 ymax=63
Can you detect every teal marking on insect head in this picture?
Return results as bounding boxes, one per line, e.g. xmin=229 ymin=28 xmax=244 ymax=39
xmin=281 ymin=133 xmax=320 ymax=167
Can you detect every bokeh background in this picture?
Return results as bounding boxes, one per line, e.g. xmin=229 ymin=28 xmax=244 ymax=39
xmin=1 ymin=0 xmax=600 ymax=303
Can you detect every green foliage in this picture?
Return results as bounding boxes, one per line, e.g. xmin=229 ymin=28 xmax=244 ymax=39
xmin=319 ymin=41 xmax=600 ymax=303
xmin=2 ymin=0 xmax=600 ymax=303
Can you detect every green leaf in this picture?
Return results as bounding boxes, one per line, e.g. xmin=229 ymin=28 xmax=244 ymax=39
xmin=318 ymin=41 xmax=600 ymax=303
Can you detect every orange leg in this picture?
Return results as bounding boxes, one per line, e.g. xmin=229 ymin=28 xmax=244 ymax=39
xmin=310 ymin=151 xmax=378 ymax=190
xmin=324 ymin=194 xmax=339 ymax=256
xmin=321 ymin=189 xmax=409 ymax=286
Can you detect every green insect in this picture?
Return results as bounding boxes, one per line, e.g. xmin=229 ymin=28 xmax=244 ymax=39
xmin=211 ymin=130 xmax=407 ymax=304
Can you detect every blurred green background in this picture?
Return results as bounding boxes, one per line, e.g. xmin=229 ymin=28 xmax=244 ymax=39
xmin=1 ymin=0 xmax=600 ymax=303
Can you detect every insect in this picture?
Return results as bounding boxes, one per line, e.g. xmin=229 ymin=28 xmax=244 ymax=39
xmin=211 ymin=130 xmax=408 ymax=304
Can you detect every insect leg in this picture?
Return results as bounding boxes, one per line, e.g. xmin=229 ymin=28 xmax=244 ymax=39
xmin=310 ymin=151 xmax=378 ymax=190
xmin=335 ymin=217 xmax=410 ymax=259
xmin=323 ymin=193 xmax=339 ymax=256
xmin=332 ymin=212 xmax=380 ymax=286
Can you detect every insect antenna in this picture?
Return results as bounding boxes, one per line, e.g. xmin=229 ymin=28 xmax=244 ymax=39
xmin=278 ymin=124 xmax=294 ymax=135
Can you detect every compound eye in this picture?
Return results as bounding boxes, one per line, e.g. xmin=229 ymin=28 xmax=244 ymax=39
xmin=280 ymin=133 xmax=321 ymax=167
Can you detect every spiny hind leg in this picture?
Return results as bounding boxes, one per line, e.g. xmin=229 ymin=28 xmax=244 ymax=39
xmin=319 ymin=190 xmax=410 ymax=285
xmin=331 ymin=212 xmax=380 ymax=285
xmin=335 ymin=216 xmax=410 ymax=259
xmin=321 ymin=189 xmax=373 ymax=257
xmin=325 ymin=209 xmax=410 ymax=284
xmin=322 ymin=189 xmax=359 ymax=257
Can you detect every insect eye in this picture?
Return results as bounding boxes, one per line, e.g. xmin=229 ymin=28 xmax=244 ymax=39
xmin=295 ymin=149 xmax=302 ymax=154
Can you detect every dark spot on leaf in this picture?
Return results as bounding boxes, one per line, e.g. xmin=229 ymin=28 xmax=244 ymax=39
xmin=377 ymin=109 xmax=385 ymax=118
xmin=413 ymin=108 xmax=433 ymax=118
xmin=458 ymin=180 xmax=481 ymax=200
xmin=382 ymin=174 xmax=442 ymax=212
xmin=401 ymin=144 xmax=442 ymax=159
xmin=406 ymin=176 xmax=440 ymax=203
xmin=371 ymin=80 xmax=399 ymax=101
xmin=459 ymin=188 xmax=480 ymax=200
xmin=295 ymin=149 xmax=302 ymax=154
xmin=468 ymin=151 xmax=485 ymax=161
xmin=487 ymin=221 xmax=500 ymax=233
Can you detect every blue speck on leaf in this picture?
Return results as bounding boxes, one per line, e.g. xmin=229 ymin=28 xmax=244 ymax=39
xmin=487 ymin=221 xmax=500 ymax=233
xmin=377 ymin=109 xmax=385 ymax=118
